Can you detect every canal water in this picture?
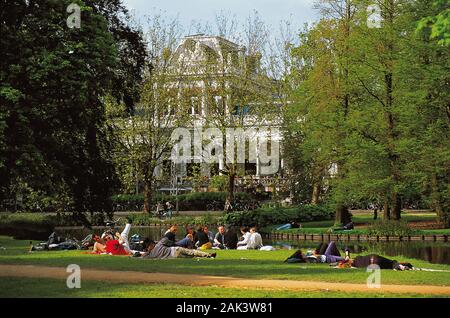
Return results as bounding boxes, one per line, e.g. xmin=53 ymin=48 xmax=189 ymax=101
xmin=55 ymin=226 xmax=450 ymax=265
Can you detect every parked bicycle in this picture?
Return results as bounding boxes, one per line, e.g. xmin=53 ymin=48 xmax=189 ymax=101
xmin=206 ymin=200 xmax=224 ymax=211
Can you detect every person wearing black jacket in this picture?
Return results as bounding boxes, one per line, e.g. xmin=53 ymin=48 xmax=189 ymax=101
xmin=194 ymin=226 xmax=211 ymax=249
xmin=223 ymin=226 xmax=238 ymax=249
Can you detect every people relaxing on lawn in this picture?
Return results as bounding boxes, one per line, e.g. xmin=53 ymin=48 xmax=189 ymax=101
xmin=276 ymin=222 xmax=300 ymax=231
xmin=337 ymin=254 xmax=415 ymax=270
xmin=30 ymin=232 xmax=92 ymax=251
xmin=223 ymin=225 xmax=239 ymax=249
xmin=236 ymin=227 xmax=275 ymax=250
xmin=237 ymin=227 xmax=263 ymax=250
xmin=236 ymin=226 xmax=251 ymax=249
xmin=284 ymin=241 xmax=348 ymax=263
xmin=162 ymin=224 xmax=195 ymax=249
xmin=213 ymin=226 xmax=226 ymax=249
xmin=164 ymin=225 xmax=178 ymax=241
xmin=142 ymin=237 xmax=216 ymax=259
xmin=92 ymin=218 xmax=146 ymax=256
xmin=329 ymin=221 xmax=354 ymax=233
xmin=194 ymin=226 xmax=214 ymax=250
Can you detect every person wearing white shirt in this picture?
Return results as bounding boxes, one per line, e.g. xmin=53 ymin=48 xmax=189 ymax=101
xmin=247 ymin=227 xmax=264 ymax=250
xmin=236 ymin=227 xmax=251 ymax=250
xmin=238 ymin=227 xmax=275 ymax=251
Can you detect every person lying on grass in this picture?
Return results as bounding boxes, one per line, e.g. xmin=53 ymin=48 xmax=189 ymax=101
xmin=284 ymin=241 xmax=349 ymax=263
xmin=141 ymin=237 xmax=216 ymax=259
xmin=336 ymin=254 xmax=414 ymax=270
xmin=92 ymin=217 xmax=147 ymax=256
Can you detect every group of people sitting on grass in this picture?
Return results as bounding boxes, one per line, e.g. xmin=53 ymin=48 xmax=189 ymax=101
xmin=88 ymin=218 xmax=274 ymax=259
xmin=29 ymin=217 xmax=414 ymax=270
xmin=89 ymin=217 xmax=216 ymax=259
xmin=284 ymin=241 xmax=415 ymax=270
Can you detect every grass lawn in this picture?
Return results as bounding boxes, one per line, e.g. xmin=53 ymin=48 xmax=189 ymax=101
xmin=1 ymin=235 xmax=449 ymax=298
xmin=0 ymin=277 xmax=445 ymax=298
xmin=266 ymin=211 xmax=450 ymax=235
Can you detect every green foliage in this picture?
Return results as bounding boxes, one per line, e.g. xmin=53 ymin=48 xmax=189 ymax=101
xmin=286 ymin=0 xmax=450 ymax=226
xmin=223 ymin=205 xmax=334 ymax=227
xmin=0 ymin=0 xmax=146 ymax=217
xmin=111 ymin=192 xmax=251 ymax=211
xmin=124 ymin=214 xmax=222 ymax=227
xmin=367 ymin=220 xmax=415 ymax=237
xmin=417 ymin=0 xmax=450 ymax=46
xmin=209 ymin=175 xmax=229 ymax=191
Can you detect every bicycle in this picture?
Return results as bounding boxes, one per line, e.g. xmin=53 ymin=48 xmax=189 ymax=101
xmin=206 ymin=200 xmax=223 ymax=211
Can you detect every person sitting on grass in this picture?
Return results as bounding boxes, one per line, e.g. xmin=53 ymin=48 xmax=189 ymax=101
xmin=142 ymin=237 xmax=216 ymax=259
xmin=237 ymin=227 xmax=263 ymax=250
xmin=194 ymin=226 xmax=213 ymax=250
xmin=164 ymin=225 xmax=177 ymax=241
xmin=92 ymin=217 xmax=145 ymax=256
xmin=162 ymin=225 xmax=195 ymax=249
xmin=213 ymin=226 xmax=226 ymax=249
xmin=224 ymin=225 xmax=239 ymax=249
xmin=336 ymin=254 xmax=414 ymax=270
xmin=236 ymin=227 xmax=251 ymax=250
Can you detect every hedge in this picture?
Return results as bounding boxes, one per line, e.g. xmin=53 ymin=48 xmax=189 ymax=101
xmin=111 ymin=192 xmax=252 ymax=211
xmin=0 ymin=213 xmax=56 ymax=240
xmin=222 ymin=205 xmax=334 ymax=227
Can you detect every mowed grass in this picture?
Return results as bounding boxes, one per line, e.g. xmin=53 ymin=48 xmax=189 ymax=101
xmin=1 ymin=236 xmax=449 ymax=288
xmin=267 ymin=211 xmax=450 ymax=235
xmin=0 ymin=277 xmax=445 ymax=298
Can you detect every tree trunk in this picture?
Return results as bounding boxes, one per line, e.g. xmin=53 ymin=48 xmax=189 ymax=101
xmin=225 ymin=172 xmax=236 ymax=212
xmin=311 ymin=181 xmax=321 ymax=205
xmin=383 ymin=198 xmax=390 ymax=220
xmin=431 ymin=172 xmax=448 ymax=227
xmin=144 ymin=180 xmax=152 ymax=214
xmin=391 ymin=191 xmax=401 ymax=220
xmin=335 ymin=204 xmax=350 ymax=226
xmin=383 ymin=0 xmax=401 ymax=222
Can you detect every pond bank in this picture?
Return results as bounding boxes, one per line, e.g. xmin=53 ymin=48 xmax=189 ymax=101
xmin=266 ymin=232 xmax=449 ymax=242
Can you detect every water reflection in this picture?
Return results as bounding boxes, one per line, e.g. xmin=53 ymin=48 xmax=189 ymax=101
xmin=267 ymin=240 xmax=450 ymax=265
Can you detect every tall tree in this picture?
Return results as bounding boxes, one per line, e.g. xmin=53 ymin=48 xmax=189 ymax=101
xmin=0 ymin=0 xmax=146 ymax=219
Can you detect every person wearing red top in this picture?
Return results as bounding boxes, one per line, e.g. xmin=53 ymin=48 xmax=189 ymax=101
xmin=105 ymin=239 xmax=129 ymax=255
xmin=92 ymin=217 xmax=142 ymax=256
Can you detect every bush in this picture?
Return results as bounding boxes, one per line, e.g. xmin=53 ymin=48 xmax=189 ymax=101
xmin=209 ymin=175 xmax=228 ymax=191
xmin=111 ymin=192 xmax=251 ymax=211
xmin=124 ymin=214 xmax=223 ymax=227
xmin=0 ymin=213 xmax=56 ymax=240
xmin=222 ymin=205 xmax=334 ymax=228
xmin=367 ymin=220 xmax=415 ymax=236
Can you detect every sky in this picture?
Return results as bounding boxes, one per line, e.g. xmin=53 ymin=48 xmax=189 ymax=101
xmin=122 ymin=0 xmax=319 ymax=39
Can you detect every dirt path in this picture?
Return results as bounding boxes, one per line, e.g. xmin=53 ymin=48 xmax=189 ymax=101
xmin=1 ymin=264 xmax=449 ymax=295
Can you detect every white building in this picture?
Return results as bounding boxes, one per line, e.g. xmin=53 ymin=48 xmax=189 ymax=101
xmin=150 ymin=35 xmax=284 ymax=193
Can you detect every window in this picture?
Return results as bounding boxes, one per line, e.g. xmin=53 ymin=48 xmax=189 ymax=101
xmin=165 ymin=98 xmax=175 ymax=115
xmin=191 ymin=96 xmax=201 ymax=115
xmin=233 ymin=105 xmax=250 ymax=116
xmin=214 ymin=96 xmax=225 ymax=115
xmin=245 ymin=160 xmax=257 ymax=175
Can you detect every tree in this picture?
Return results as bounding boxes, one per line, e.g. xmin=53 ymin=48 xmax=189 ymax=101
xmin=0 ymin=0 xmax=146 ymax=219
xmin=200 ymin=11 xmax=276 ymax=211
xmin=288 ymin=0 xmax=359 ymax=224
xmin=107 ymin=13 xmax=190 ymax=214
